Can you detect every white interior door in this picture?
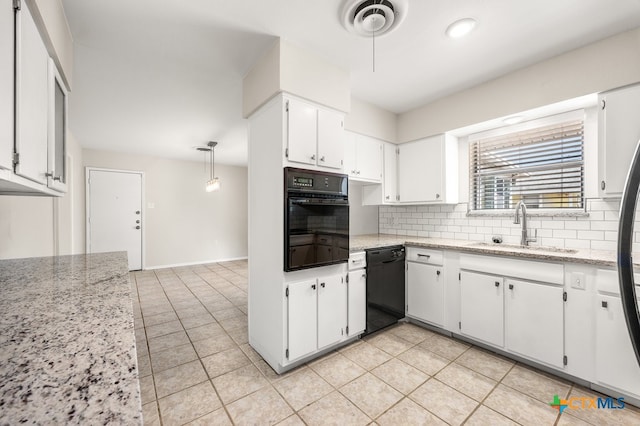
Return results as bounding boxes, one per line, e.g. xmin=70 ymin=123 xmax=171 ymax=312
xmin=87 ymin=169 xmax=143 ymax=270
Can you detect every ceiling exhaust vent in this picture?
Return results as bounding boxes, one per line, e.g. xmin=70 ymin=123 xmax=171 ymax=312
xmin=341 ymin=0 xmax=408 ymax=37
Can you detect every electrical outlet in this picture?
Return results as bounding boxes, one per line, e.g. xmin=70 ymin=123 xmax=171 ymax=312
xmin=571 ymin=272 xmax=586 ymax=290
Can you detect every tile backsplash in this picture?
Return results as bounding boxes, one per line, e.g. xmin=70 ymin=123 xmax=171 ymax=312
xmin=379 ymin=199 xmax=640 ymax=253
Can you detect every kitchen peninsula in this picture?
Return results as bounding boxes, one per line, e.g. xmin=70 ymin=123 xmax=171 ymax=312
xmin=0 ymin=252 xmax=141 ymax=424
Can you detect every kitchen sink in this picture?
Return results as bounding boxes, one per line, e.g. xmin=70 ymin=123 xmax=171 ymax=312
xmin=467 ymin=242 xmax=578 ymax=254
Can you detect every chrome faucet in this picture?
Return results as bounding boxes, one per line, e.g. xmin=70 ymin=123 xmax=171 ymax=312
xmin=514 ymin=200 xmax=537 ymax=246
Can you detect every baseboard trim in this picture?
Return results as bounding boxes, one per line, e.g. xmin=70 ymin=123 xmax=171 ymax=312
xmin=144 ymin=256 xmax=248 ymax=270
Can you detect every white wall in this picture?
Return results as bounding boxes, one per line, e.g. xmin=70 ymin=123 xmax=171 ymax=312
xmin=345 ymin=97 xmax=397 ymax=143
xmin=0 ymin=132 xmax=83 ymax=259
xmin=349 ymin=182 xmax=378 ymax=235
xmin=82 ymin=149 xmax=248 ymax=269
xmin=398 ymin=27 xmax=640 ymax=143
xmin=242 ymin=38 xmax=351 ymax=117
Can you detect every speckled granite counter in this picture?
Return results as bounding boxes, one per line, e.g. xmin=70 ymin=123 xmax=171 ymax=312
xmin=0 ymin=252 xmax=142 ymax=425
xmin=350 ymin=233 xmax=632 ymax=268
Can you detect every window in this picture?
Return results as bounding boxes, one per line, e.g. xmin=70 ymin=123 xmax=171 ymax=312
xmin=469 ymin=115 xmax=584 ymax=211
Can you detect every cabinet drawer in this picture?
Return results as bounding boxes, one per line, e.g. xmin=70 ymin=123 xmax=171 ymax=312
xmin=406 ymin=247 xmax=443 ymax=265
xmin=349 ymin=252 xmax=366 ymax=270
xmin=596 ymin=268 xmax=640 ymax=295
xmin=460 ymin=253 xmax=563 ymax=285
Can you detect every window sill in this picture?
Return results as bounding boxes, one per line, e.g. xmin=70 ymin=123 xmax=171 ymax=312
xmin=467 ymin=209 xmax=589 ymax=218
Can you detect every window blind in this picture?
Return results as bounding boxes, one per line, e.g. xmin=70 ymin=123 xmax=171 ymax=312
xmin=469 ymin=119 xmax=584 ymax=210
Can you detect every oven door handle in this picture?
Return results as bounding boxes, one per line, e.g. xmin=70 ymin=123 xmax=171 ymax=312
xmin=290 ymin=199 xmax=349 ymax=206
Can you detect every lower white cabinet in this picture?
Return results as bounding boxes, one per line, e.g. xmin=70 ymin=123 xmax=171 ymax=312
xmin=407 ymin=262 xmax=444 ymax=327
xmin=287 ymin=273 xmax=347 ymax=361
xmin=505 ymin=278 xmax=564 ymax=368
xmin=595 ymin=293 xmax=640 ymax=397
xmin=347 ymin=269 xmax=366 ymax=337
xmin=460 ymin=271 xmax=504 ymax=347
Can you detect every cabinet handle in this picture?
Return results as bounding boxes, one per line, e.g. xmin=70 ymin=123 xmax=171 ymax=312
xmin=435 ymin=193 xmax=440 ymax=199
xmin=320 ymin=282 xmax=325 ymax=288
xmin=136 ymin=226 xmax=141 ymax=230
xmin=508 ymin=284 xmax=514 ymax=290
xmin=320 ymin=156 xmax=325 ymax=162
xmin=495 ymin=281 xmax=500 ymax=287
xmin=417 ymin=254 xmax=431 ymax=259
xmin=351 ymin=170 xmax=357 ymax=174
xmin=311 ymin=154 xmax=316 ymax=160
xmin=601 ymin=99 xmax=606 ymax=110
xmin=602 ymin=300 xmax=608 ymax=308
xmin=361 ymin=273 xmax=366 ymax=278
xmin=601 ymin=180 xmax=606 ymax=191
xmin=53 ymin=176 xmax=62 ymax=181
xmin=136 ymin=211 xmax=141 ymax=215
xmin=311 ymin=284 xmax=316 ymax=290
xmin=385 ymin=195 xmax=390 ymax=200
xmin=436 ymin=270 xmax=441 ymax=276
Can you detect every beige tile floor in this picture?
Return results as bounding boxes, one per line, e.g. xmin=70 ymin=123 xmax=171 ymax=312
xmin=131 ymin=260 xmax=640 ymax=425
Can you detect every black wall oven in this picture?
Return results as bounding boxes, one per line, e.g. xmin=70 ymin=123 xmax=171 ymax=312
xmin=284 ymin=167 xmax=349 ymax=271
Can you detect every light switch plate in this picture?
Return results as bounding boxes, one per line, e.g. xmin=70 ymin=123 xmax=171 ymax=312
xmin=570 ymin=272 xmax=586 ymax=290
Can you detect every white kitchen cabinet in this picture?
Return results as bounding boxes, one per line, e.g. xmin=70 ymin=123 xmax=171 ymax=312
xmin=347 ymin=252 xmax=366 ymax=337
xmin=46 ymin=58 xmax=68 ymax=192
xmin=0 ymin=0 xmax=14 ymax=171
xmin=286 ymin=97 xmax=343 ymax=170
xmin=397 ymin=134 xmax=458 ymax=204
xmin=15 ymin=0 xmax=49 ymax=185
xmin=595 ymin=293 xmax=640 ymax=398
xmin=406 ymin=248 xmax=445 ymax=327
xmin=286 ymin=273 xmax=348 ymax=361
xmin=505 ymin=278 xmax=564 ymax=368
xmin=317 ymin=109 xmax=344 ymax=169
xmin=460 ymin=270 xmax=504 ymax=347
xmin=344 ymin=131 xmax=382 ymax=182
xmin=361 ymin=141 xmax=398 ymax=205
xmin=317 ymin=274 xmax=347 ymax=349
xmin=598 ymin=84 xmax=640 ymax=197
xmin=287 ymin=279 xmax=318 ymax=361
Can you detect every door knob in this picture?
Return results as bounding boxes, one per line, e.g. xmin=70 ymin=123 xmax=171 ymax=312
xmin=320 ymin=282 xmax=326 ymax=288
xmin=495 ymin=281 xmax=500 ymax=287
xmin=136 ymin=226 xmax=141 ymax=230
xmin=311 ymin=284 xmax=316 ymax=290
xmin=136 ymin=220 xmax=140 ymax=224
xmin=320 ymin=156 xmax=325 ymax=162
xmin=136 ymin=211 xmax=140 ymax=215
xmin=508 ymin=284 xmax=514 ymax=290
xmin=311 ymin=154 xmax=316 ymax=161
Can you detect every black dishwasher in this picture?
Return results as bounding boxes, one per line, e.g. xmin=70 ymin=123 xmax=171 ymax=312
xmin=365 ymin=245 xmax=406 ymax=335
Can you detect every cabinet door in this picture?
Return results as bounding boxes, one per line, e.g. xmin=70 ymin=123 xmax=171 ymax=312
xmin=287 ymin=279 xmax=318 ymax=360
xmin=343 ymin=131 xmax=357 ymax=177
xmin=595 ymin=294 xmax=640 ymax=397
xmin=383 ymin=142 xmax=398 ymax=203
xmin=407 ymin=262 xmax=444 ymax=326
xmin=505 ymin=279 xmax=564 ymax=368
xmin=599 ymin=85 xmax=640 ymax=197
xmin=286 ymin=99 xmax=317 ymax=166
xmin=398 ymin=136 xmax=443 ymax=203
xmin=15 ymin=1 xmax=49 ymax=184
xmin=47 ymin=59 xmax=68 ymax=192
xmin=0 ymin=0 xmax=13 ymax=171
xmin=460 ymin=271 xmax=504 ymax=347
xmin=356 ymin=136 xmax=382 ymax=182
xmin=317 ymin=274 xmax=347 ymax=349
xmin=347 ymin=270 xmax=366 ymax=337
xmin=317 ymin=109 xmax=344 ymax=169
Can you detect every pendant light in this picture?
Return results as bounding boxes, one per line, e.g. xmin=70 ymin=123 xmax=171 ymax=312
xmin=204 ymin=141 xmax=220 ymax=192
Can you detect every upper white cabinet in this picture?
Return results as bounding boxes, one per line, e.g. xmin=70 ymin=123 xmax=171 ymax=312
xmin=0 ymin=1 xmax=14 ymax=171
xmin=47 ymin=58 xmax=68 ymax=192
xmin=0 ymin=0 xmax=70 ymax=196
xmin=598 ymin=84 xmax=640 ymax=197
xmin=285 ymin=97 xmax=344 ymax=170
xmin=344 ymin=131 xmax=382 ymax=183
xmin=15 ymin=0 xmax=49 ymax=185
xmin=397 ymin=134 xmax=458 ymax=204
xmin=361 ymin=141 xmax=398 ymax=205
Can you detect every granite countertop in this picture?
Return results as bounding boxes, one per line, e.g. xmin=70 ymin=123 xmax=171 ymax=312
xmin=350 ymin=233 xmax=629 ymax=268
xmin=0 ymin=252 xmax=141 ymax=425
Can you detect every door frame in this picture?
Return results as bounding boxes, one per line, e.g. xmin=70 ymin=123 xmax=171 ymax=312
xmin=85 ymin=167 xmax=145 ymax=270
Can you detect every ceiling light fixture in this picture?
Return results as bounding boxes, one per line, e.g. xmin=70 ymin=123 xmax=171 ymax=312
xmin=445 ymin=18 xmax=477 ymax=39
xmin=197 ymin=142 xmax=220 ymax=192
